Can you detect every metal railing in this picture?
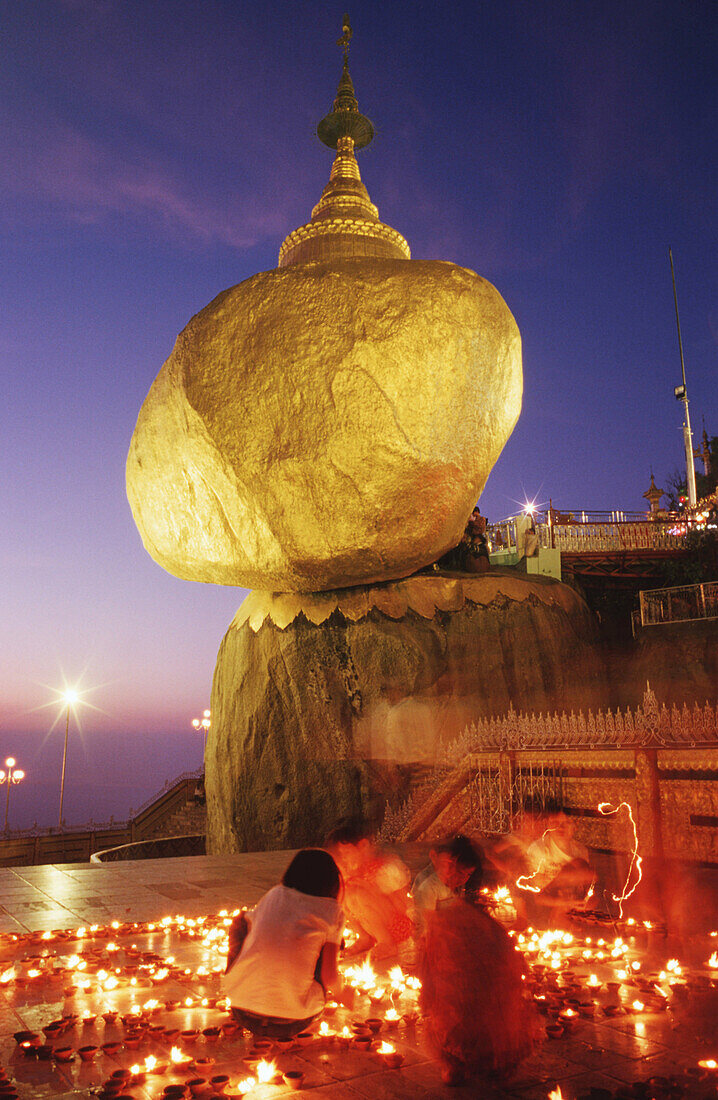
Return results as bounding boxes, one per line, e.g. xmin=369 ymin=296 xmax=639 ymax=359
xmin=128 ymin=769 xmax=204 ymax=820
xmin=639 ymin=581 xmax=718 ymax=627
xmin=543 ymin=521 xmax=686 ymax=553
xmin=1 ymin=769 xmax=204 ymax=838
xmin=468 ymin=759 xmax=563 ymax=835
xmin=0 ymin=770 xmax=205 ymax=866
xmin=547 ymin=510 xmax=660 ymax=524
xmin=488 ymin=508 xmax=687 ymax=556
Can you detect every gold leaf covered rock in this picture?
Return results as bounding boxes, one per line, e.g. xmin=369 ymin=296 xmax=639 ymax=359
xmin=126 ymin=256 xmax=522 ymax=592
xmin=126 ymin=31 xmax=523 ymax=592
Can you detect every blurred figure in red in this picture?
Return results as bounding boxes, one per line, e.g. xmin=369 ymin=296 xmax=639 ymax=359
xmin=412 ymin=834 xmax=483 ymax=934
xmin=419 ymin=840 xmax=540 ymax=1085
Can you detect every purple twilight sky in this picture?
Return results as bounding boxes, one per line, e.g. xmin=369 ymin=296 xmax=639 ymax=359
xmin=1 ymin=0 xmax=716 ymax=828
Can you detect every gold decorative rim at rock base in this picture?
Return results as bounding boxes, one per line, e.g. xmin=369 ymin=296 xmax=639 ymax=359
xmin=232 ymin=570 xmax=585 ymax=633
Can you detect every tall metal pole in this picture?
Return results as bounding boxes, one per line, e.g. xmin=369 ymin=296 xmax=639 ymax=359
xmin=4 ymin=771 xmax=11 ymax=833
xmin=669 ymin=248 xmax=697 ymax=507
xmin=58 ymin=704 xmax=70 ymax=829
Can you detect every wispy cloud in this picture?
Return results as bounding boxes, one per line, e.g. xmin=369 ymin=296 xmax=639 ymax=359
xmin=0 ymin=112 xmax=292 ymax=250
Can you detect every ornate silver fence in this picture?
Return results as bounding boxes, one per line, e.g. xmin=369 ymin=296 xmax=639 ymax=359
xmin=468 ymin=759 xmax=563 ymax=834
xmin=440 ymin=686 xmax=718 ymax=762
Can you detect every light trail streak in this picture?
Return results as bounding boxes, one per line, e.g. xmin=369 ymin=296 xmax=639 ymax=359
xmin=516 ymin=827 xmax=558 ymax=893
xmin=598 ymin=801 xmax=643 ymax=918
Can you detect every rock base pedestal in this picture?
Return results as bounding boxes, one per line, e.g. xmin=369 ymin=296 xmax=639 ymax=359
xmin=206 ymin=571 xmax=606 ymax=853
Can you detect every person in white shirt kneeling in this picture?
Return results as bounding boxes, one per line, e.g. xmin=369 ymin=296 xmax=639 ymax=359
xmin=222 ymin=848 xmax=344 ymax=1039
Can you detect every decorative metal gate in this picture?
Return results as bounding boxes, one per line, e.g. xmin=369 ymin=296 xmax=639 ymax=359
xmin=467 ymin=759 xmax=564 ymax=835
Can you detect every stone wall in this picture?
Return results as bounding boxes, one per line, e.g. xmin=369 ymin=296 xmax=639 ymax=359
xmin=206 ymin=572 xmax=606 ymax=853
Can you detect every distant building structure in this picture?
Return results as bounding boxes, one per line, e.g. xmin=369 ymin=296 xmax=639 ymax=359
xmin=642 ymin=472 xmax=664 ymax=515
xmin=696 ymin=426 xmax=712 ymax=479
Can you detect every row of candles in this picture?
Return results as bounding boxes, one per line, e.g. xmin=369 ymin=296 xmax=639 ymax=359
xmin=0 ymin=908 xmax=423 ymax=1095
xmin=509 ymin=921 xmax=718 ymax=1073
xmin=1 ymin=902 xmax=717 ymax=1095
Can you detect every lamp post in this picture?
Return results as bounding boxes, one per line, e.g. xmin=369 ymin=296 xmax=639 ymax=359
xmin=191 ymin=709 xmax=211 ymax=759
xmin=669 ymin=248 xmax=697 ymax=508
xmin=0 ymin=758 xmax=25 ymax=832
xmin=58 ymin=689 xmax=78 ymax=829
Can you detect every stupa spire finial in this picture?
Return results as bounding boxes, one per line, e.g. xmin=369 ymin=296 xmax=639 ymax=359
xmin=277 ymin=16 xmax=410 ymax=267
xmin=337 ymin=12 xmax=352 ymax=61
xmin=317 ymin=15 xmax=374 ymax=150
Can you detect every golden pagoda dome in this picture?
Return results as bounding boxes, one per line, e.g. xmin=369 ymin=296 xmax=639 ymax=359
xmin=278 ymin=19 xmax=409 ymax=268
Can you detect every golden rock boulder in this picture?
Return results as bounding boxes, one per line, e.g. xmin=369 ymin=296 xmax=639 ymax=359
xmin=126 ymin=256 xmax=522 ymax=592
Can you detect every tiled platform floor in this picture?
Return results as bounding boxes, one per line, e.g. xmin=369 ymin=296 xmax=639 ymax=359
xmin=1 ymin=851 xmax=717 ymax=1099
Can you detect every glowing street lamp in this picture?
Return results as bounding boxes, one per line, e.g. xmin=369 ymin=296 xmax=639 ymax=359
xmin=191 ymin=710 xmax=211 ymax=757
xmin=0 ymin=758 xmax=25 ymax=832
xmin=58 ymin=689 xmax=79 ymax=829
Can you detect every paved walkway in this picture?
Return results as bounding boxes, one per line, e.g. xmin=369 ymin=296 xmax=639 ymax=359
xmin=0 ymin=853 xmax=289 ymax=935
xmin=0 ymin=852 xmax=717 ymax=1099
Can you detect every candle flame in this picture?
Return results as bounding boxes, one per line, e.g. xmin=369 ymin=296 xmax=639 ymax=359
xmin=597 ymin=801 xmax=643 ymax=917
xmin=377 ymin=1040 xmax=395 ymax=1054
xmin=237 ymin=1077 xmax=256 ymax=1092
xmin=708 ymin=952 xmax=718 ymax=968
xmin=699 ymin=1059 xmax=718 ymax=1070
xmin=344 ymin=959 xmax=378 ymax=989
xmin=256 ymin=1058 xmax=277 ymax=1083
xmin=548 ymin=1088 xmax=564 ymax=1100
xmin=388 ymin=965 xmax=404 ymax=986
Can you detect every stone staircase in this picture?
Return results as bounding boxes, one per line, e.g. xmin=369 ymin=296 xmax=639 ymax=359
xmin=145 ymin=800 xmax=206 ymax=840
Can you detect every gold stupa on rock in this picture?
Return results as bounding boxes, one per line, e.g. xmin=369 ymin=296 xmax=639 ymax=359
xmin=279 ymin=27 xmax=409 ymax=267
xmin=126 ymin=17 xmax=523 ymax=593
